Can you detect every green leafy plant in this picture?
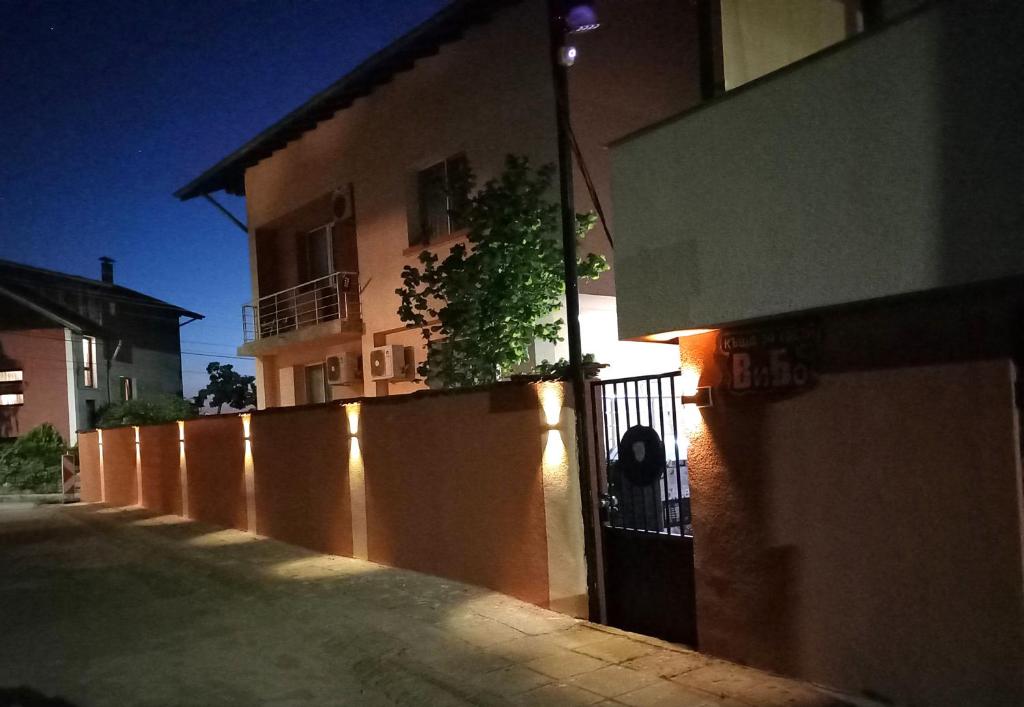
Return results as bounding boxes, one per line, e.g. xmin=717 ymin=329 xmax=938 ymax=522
xmin=193 ymin=362 xmax=257 ymax=413
xmin=0 ymin=423 xmax=67 ymax=493
xmin=97 ymin=395 xmax=197 ymax=429
xmin=532 ymin=354 xmax=605 ymax=379
xmin=396 ymin=155 xmax=607 ymax=388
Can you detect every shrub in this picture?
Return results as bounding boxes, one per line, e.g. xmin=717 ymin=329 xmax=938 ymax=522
xmin=96 ymin=395 xmax=198 ymax=429
xmin=0 ymin=423 xmax=67 ymax=494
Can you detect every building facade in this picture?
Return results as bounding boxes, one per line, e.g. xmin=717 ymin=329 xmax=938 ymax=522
xmin=176 ymin=0 xmax=716 ymax=408
xmin=0 ymin=258 xmax=202 ymax=444
xmin=610 ymin=1 xmax=1023 ymax=705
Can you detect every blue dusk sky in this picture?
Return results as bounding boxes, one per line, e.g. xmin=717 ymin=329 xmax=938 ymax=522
xmin=0 ymin=0 xmax=446 ymax=397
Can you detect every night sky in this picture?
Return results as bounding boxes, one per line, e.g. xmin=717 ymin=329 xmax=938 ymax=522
xmin=0 ymin=0 xmax=446 ymax=397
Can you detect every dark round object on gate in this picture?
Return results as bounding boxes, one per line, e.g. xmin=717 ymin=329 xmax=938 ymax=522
xmin=617 ymin=425 xmax=666 ymax=487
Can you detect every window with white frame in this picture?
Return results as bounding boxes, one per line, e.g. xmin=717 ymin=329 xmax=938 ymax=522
xmin=0 ymin=370 xmax=24 ymax=407
xmin=82 ymin=336 xmax=97 ymax=388
xmin=119 ymin=376 xmax=135 ymax=402
xmin=412 ymin=153 xmax=469 ymax=246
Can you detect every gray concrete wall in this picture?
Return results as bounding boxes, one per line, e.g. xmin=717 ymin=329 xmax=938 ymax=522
xmin=611 ymin=0 xmax=1024 ymax=339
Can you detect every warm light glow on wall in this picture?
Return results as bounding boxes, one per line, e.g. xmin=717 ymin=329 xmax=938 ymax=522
xmin=538 ymin=382 xmax=565 ymax=428
xmin=643 ymin=328 xmax=715 ymax=343
xmin=543 ymin=428 xmax=568 ymax=470
xmin=133 ymin=426 xmax=142 ymax=507
xmin=348 ymin=434 xmax=369 ymax=561
xmin=345 ymin=403 xmax=361 ymax=436
xmin=679 ymin=365 xmax=700 ymax=396
xmin=237 ymin=414 xmax=256 ymax=533
xmin=178 ymin=422 xmax=189 ymax=519
xmin=97 ymin=429 xmax=106 ymax=503
xmin=540 ymin=383 xmax=565 ymax=426
xmin=244 ymin=435 xmax=256 ymax=533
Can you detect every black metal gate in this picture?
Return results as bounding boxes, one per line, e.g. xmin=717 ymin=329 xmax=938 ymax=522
xmin=590 ymin=371 xmax=698 ymax=646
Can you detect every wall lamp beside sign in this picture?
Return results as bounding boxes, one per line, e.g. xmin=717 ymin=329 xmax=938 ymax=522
xmin=681 ymin=386 xmax=714 ymax=409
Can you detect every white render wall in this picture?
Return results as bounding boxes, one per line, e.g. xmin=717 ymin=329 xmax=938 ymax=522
xmin=611 ymin=0 xmax=1024 ymax=339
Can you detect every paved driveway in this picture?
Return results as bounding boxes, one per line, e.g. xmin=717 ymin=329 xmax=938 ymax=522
xmin=0 ymin=503 xmax=853 ymax=706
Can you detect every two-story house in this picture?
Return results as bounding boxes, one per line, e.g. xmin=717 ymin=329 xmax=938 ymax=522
xmin=0 ymin=258 xmax=202 ymax=444
xmin=609 ymin=1 xmax=1023 ymax=706
xmin=175 ymin=0 xmax=720 ymax=408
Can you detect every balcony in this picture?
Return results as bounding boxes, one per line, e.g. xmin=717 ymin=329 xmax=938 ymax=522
xmin=610 ymin=2 xmax=1024 ymax=340
xmin=241 ymin=272 xmax=360 ymax=353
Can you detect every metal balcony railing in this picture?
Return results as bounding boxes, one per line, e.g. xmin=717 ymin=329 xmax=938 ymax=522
xmin=242 ymin=272 xmax=358 ymax=343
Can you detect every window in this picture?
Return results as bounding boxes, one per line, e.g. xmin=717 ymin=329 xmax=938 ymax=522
xmin=0 ymin=371 xmax=23 ymax=407
xmin=82 ymin=336 xmax=97 ymax=388
xmin=413 ymin=154 xmax=469 ymax=246
xmin=119 ymin=377 xmax=135 ymax=402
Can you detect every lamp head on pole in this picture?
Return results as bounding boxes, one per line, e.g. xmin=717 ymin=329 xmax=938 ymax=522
xmin=565 ymin=2 xmax=600 ymax=34
xmin=556 ymin=1 xmax=600 ymax=67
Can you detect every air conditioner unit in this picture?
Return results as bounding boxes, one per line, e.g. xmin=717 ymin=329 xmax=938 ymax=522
xmin=331 ymin=186 xmax=353 ymax=221
xmin=369 ymin=345 xmax=411 ymax=381
xmin=325 ymin=353 xmax=359 ymax=385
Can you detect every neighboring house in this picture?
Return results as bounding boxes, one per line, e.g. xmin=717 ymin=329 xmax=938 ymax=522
xmin=610 ymin=1 xmax=1023 ymax=706
xmin=173 ymin=0 xmax=749 ymax=408
xmin=0 ymin=258 xmax=202 ymax=444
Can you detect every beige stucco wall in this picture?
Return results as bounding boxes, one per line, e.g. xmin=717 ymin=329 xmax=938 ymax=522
xmin=243 ymin=0 xmax=701 ymax=401
xmin=80 ymin=382 xmax=588 ymax=617
xmin=612 ymin=0 xmax=1024 ymax=339
xmin=679 ymin=290 xmax=1024 ymax=705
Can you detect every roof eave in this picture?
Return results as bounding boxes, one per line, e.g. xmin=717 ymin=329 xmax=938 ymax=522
xmin=174 ymin=0 xmax=520 ymax=201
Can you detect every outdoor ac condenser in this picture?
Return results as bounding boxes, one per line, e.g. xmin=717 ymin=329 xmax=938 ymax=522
xmin=325 ymin=353 xmax=359 ymax=385
xmin=369 ymin=345 xmax=410 ymax=381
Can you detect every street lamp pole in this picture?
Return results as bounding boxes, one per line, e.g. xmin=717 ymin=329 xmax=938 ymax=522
xmin=547 ymin=0 xmax=603 ymax=623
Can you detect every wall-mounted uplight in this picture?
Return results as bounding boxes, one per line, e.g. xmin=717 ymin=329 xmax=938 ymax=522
xmin=241 ymin=413 xmax=252 ymax=440
xmin=680 ymin=386 xmax=714 ymax=409
xmin=177 ymin=420 xmax=185 ymax=443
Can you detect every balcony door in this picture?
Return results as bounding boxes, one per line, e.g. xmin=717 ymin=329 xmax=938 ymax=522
xmin=304 ymin=225 xmax=334 ymax=282
xmin=305 ymin=363 xmax=328 ymax=404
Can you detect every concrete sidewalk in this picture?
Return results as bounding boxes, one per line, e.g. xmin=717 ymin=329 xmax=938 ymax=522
xmin=0 ymin=503 xmax=855 ymax=706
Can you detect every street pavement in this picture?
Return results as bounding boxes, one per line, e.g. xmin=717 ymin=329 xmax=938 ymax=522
xmin=0 ymin=503 xmax=858 ymax=706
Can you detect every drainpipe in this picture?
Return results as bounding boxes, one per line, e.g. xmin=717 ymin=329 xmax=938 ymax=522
xmin=105 ymin=339 xmax=122 ymax=405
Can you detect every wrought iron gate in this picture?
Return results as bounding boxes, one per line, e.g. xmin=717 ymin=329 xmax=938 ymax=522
xmin=590 ymin=371 xmax=698 ymax=645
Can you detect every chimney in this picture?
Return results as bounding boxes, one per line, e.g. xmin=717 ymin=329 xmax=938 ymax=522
xmin=99 ymin=257 xmax=115 ymax=284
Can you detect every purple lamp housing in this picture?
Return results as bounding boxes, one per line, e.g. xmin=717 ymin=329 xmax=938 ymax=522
xmin=565 ymin=2 xmax=600 ymax=34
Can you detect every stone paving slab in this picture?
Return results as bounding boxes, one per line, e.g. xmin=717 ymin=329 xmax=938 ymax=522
xmin=0 ymin=503 xmax=863 ymax=706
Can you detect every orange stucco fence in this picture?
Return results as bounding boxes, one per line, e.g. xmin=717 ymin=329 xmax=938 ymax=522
xmin=77 ymin=381 xmax=588 ymax=616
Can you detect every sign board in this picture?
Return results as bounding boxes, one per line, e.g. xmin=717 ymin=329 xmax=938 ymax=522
xmin=717 ymin=323 xmax=819 ymax=395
